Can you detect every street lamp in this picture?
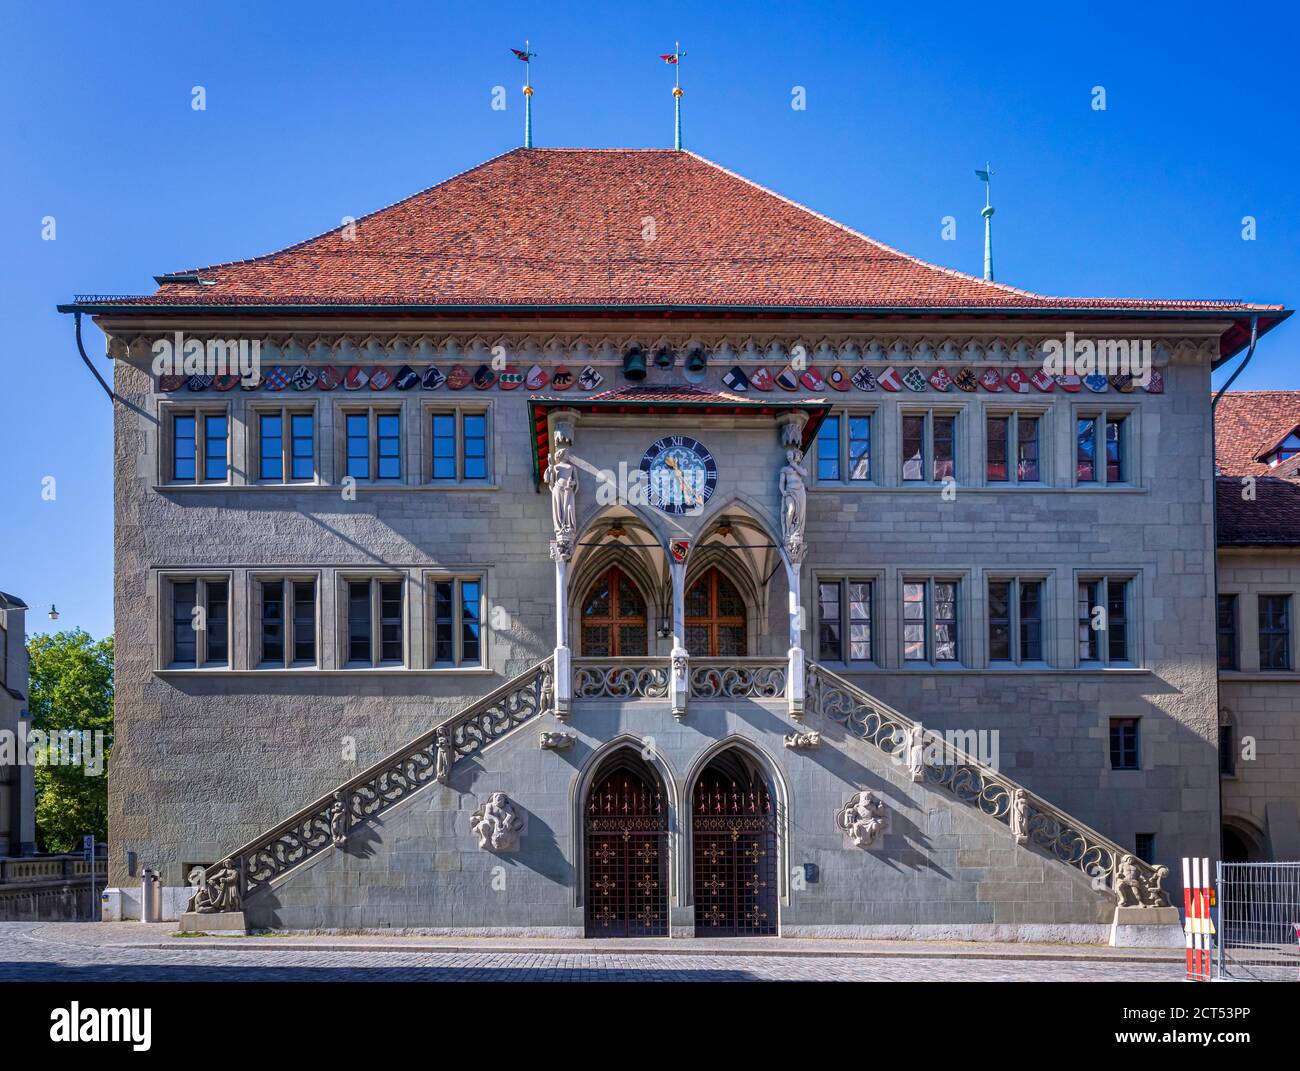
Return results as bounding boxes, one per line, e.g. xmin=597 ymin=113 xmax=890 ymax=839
xmin=48 ymin=604 xmax=59 ymax=621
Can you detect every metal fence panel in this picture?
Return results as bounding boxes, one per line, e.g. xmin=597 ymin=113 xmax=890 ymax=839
xmin=1217 ymin=861 xmax=1300 ymax=982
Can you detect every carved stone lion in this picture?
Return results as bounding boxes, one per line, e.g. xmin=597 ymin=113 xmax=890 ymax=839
xmin=538 ymin=730 xmax=575 ymax=751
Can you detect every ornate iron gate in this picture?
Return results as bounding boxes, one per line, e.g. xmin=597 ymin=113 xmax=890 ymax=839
xmin=693 ymin=772 xmax=777 ymax=936
xmin=585 ymin=769 xmax=668 ymax=937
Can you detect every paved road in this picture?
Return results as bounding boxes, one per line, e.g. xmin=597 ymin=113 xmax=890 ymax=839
xmin=0 ymin=923 xmax=1178 ymax=981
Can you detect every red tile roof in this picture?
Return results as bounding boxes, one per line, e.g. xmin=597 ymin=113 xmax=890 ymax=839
xmin=65 ymin=148 xmax=1287 ymax=355
xmin=1217 ymin=476 xmax=1300 ymax=546
xmin=1214 ymin=391 xmax=1300 ymax=477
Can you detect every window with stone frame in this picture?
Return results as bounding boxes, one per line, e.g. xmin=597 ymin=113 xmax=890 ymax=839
xmin=580 ymin=567 xmax=647 ymax=657
xmin=901 ymin=410 xmax=957 ymax=483
xmin=1109 ymin=717 xmax=1140 ymax=770
xmin=430 ymin=576 xmax=483 ymax=667
xmin=817 ymin=577 xmax=873 ymax=663
xmin=987 ymin=577 xmax=1045 ymax=664
xmin=166 ymin=575 xmax=230 ymax=669
xmin=1076 ymin=410 xmax=1130 ymax=485
xmin=255 ymin=577 xmax=318 ymax=667
xmin=344 ymin=577 xmax=405 ymax=667
xmin=902 ymin=578 xmax=959 ymax=663
xmin=255 ymin=406 xmax=317 ymax=483
xmin=1259 ymin=594 xmax=1292 ymax=671
xmin=343 ymin=407 xmax=403 ymax=482
xmin=1077 ymin=576 xmax=1133 ymax=665
xmin=815 ymin=411 xmax=873 ymax=483
xmin=426 ymin=405 xmax=491 ymax=483
xmin=986 ymin=411 xmax=1042 ymax=483
xmin=167 ymin=405 xmax=230 ymax=484
xmin=1217 ymin=594 xmax=1239 ymax=671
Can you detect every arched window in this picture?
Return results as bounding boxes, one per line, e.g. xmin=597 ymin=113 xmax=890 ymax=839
xmin=685 ymin=567 xmax=746 ymax=657
xmin=581 ymin=566 xmax=648 ymax=657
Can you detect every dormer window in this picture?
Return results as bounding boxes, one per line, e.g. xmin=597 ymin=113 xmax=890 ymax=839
xmin=1264 ymin=430 xmax=1300 ymax=467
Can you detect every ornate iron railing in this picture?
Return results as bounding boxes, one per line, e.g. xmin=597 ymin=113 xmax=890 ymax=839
xmin=805 ymin=662 xmax=1170 ymax=905
xmin=205 ymin=658 xmax=553 ymax=902
xmin=689 ymin=659 xmax=786 ymax=700
xmin=573 ymin=658 xmax=671 ymax=700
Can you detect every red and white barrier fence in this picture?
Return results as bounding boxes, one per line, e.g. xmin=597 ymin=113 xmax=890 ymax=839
xmin=1182 ymin=856 xmax=1214 ymax=981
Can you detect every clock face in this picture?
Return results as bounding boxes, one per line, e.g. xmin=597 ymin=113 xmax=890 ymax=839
xmin=639 ymin=436 xmax=718 ymax=514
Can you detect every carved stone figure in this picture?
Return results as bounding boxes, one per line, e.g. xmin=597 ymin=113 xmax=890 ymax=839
xmin=905 ymin=725 xmax=927 ymax=782
xmin=1010 ymin=788 xmax=1029 ymax=845
xmin=1113 ymin=854 xmax=1171 ymax=907
xmin=435 ymin=726 xmax=452 ymax=785
xmin=329 ymin=794 xmax=349 ymax=848
xmin=671 ymin=653 xmax=689 ymax=677
xmin=837 ymin=791 xmax=888 ymax=849
xmin=784 ymin=730 xmax=821 ymax=749
xmin=539 ymin=730 xmax=575 ymax=750
xmin=778 ymin=448 xmax=809 ymax=560
xmin=545 ymin=444 xmax=577 ymax=541
xmin=471 ymin=792 xmax=522 ymax=852
xmin=188 ymin=857 xmax=242 ymax=914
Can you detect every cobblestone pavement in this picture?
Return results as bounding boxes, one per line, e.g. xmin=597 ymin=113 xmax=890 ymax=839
xmin=0 ymin=923 xmax=1179 ymax=981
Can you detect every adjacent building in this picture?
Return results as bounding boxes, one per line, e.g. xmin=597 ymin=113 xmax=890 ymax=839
xmin=63 ymin=148 xmax=1290 ymax=938
xmin=1215 ymin=391 xmax=1300 ymax=861
xmin=0 ymin=592 xmax=35 ymax=857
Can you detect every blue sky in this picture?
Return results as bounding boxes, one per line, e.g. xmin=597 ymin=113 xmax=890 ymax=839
xmin=1 ymin=0 xmax=1296 ymax=639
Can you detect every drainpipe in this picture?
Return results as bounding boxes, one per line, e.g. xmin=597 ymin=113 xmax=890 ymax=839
xmin=73 ymin=312 xmax=122 ymax=404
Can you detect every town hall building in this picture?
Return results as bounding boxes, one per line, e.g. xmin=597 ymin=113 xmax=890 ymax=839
xmin=62 ymin=147 xmax=1290 ymax=940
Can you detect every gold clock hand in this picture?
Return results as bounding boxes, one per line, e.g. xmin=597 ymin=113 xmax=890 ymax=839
xmin=663 ymin=456 xmax=695 ymax=504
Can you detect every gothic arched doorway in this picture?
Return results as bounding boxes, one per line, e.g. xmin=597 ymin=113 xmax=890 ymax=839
xmin=685 ymin=566 xmax=747 ymax=657
xmin=692 ymin=750 xmax=777 ymax=936
xmin=580 ymin=566 xmax=649 ymax=657
xmin=584 ymin=751 xmax=669 ymax=937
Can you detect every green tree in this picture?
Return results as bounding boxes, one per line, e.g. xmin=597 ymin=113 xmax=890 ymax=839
xmin=26 ymin=630 xmax=113 ymax=852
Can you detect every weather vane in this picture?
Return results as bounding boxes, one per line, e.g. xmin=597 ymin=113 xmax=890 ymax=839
xmin=660 ymin=43 xmax=686 ymax=150
xmin=511 ymin=42 xmax=537 ymax=148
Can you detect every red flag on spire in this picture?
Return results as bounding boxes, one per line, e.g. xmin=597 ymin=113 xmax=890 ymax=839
xmin=512 ymin=48 xmax=534 ymax=61
xmin=659 ymin=53 xmax=679 ymax=64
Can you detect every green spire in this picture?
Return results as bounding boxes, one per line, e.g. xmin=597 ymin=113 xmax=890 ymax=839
xmin=975 ymin=163 xmax=994 ymax=281
xmin=663 ymin=43 xmax=685 ymax=150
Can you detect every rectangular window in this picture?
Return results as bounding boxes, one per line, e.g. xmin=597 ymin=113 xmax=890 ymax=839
xmin=168 ymin=577 xmax=228 ymax=668
xmin=991 ymin=579 xmax=1044 ymax=663
xmin=430 ymin=577 xmax=484 ymax=667
xmin=1219 ymin=724 xmax=1235 ymax=776
xmin=902 ymin=411 xmax=956 ymax=482
xmin=1078 ymin=576 xmax=1133 ymax=665
xmin=345 ymin=578 xmax=405 ymax=667
xmin=203 ymin=415 xmax=228 ymax=482
xmin=257 ymin=578 xmax=317 ymax=667
xmin=817 ymin=414 xmax=841 ymax=481
xmin=1110 ymin=718 xmax=1140 ymax=770
xmin=428 ymin=410 xmax=491 ymax=482
xmin=848 ymin=415 xmax=871 ymax=481
xmin=0 ymin=620 xmax=7 ymax=687
xmin=1077 ymin=412 xmax=1128 ymax=485
xmin=986 ymin=416 xmax=1009 ymax=482
xmin=817 ymin=579 xmax=873 ymax=663
xmin=1134 ymin=833 xmax=1156 ymax=864
xmin=1217 ymin=594 xmax=1238 ymax=671
xmin=345 ymin=409 xmax=401 ymax=482
xmin=170 ymin=410 xmax=229 ymax=484
xmin=1259 ymin=594 xmax=1292 ymax=671
xmin=903 ymin=579 xmax=959 ymax=663
xmin=258 ymin=409 xmax=317 ymax=483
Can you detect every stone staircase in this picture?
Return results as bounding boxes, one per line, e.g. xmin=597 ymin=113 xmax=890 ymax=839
xmin=804 ymin=661 xmax=1173 ymax=910
xmin=193 ymin=658 xmax=553 ymax=907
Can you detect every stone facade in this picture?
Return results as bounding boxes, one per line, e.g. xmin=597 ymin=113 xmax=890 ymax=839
xmin=96 ymin=321 xmax=1220 ymax=936
xmin=0 ymin=593 xmax=35 ymax=857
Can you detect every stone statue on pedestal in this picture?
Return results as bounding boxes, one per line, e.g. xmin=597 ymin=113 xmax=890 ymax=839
xmin=779 ymin=448 xmax=809 ymax=560
xmin=188 ymin=858 xmax=242 ymax=914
